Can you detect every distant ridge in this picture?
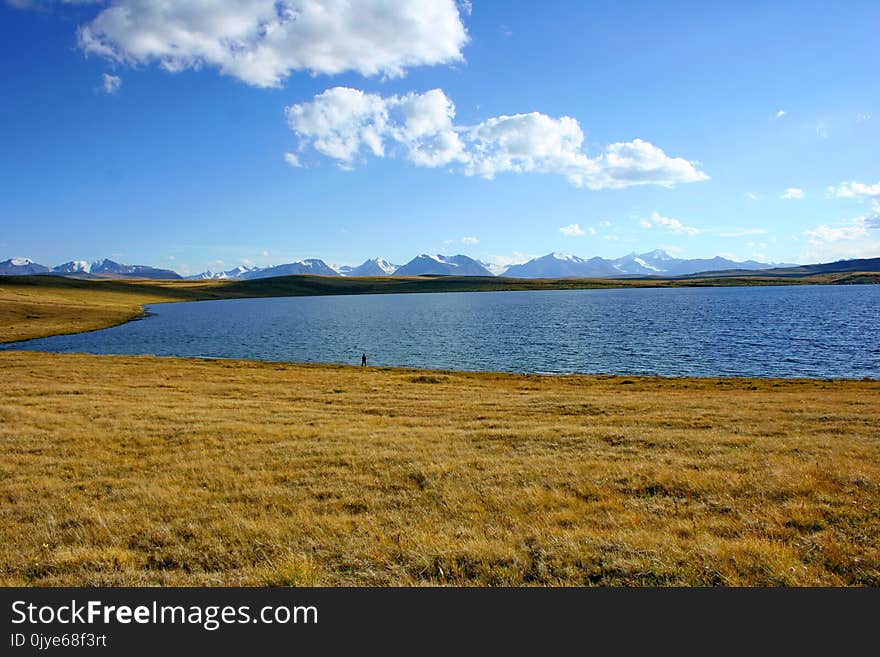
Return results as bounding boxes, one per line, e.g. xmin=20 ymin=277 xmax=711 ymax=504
xmin=240 ymin=259 xmax=339 ymax=279
xmin=393 ymin=254 xmax=493 ymax=276
xmin=336 ymin=258 xmax=399 ymax=276
xmin=673 ymin=256 xmax=880 ymax=279
xmin=0 ymin=258 xmax=49 ymax=276
xmin=501 ymin=250 xmax=793 ymax=278
xmin=89 ymin=259 xmax=182 ymax=280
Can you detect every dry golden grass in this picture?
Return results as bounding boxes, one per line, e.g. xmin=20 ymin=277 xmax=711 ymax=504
xmin=1 ymin=351 xmax=877 ymax=586
xmin=0 ymin=278 xmax=213 ymax=343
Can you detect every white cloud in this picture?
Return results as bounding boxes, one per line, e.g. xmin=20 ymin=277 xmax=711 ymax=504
xmin=857 ymin=113 xmax=872 ymax=123
xmin=781 ymin=187 xmax=804 ymax=200
xmin=287 ymin=87 xmax=708 ymax=190
xmin=587 ymin=226 xmax=597 ymax=236
xmin=745 ymin=192 xmax=761 ymax=200
xmin=101 ymin=72 xmax=121 ymax=94
xmin=775 ymin=109 xmax=786 ymax=119
xmin=283 ymin=152 xmax=303 ymax=168
xmin=599 ymin=220 xmax=612 ymax=228
xmin=559 ymin=223 xmax=585 ymax=237
xmin=641 ymin=211 xmax=701 ymax=235
xmin=815 ymin=121 xmax=828 ymax=139
xmin=77 ymin=0 xmax=469 ymax=88
xmin=828 ymin=180 xmax=880 ymax=199
xmin=802 ymin=210 xmax=880 ymax=261
xmin=461 ymin=236 xmax=479 ymax=244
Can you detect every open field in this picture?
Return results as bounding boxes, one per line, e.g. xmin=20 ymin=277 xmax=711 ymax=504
xmin=1 ymin=350 xmax=878 ymax=586
xmin=2 ymin=271 xmax=878 ymax=344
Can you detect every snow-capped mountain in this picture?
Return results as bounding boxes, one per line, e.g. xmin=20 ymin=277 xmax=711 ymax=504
xmin=90 ymin=258 xmax=182 ymax=280
xmin=186 ymin=264 xmax=260 ymax=280
xmin=610 ymin=250 xmax=672 ymax=275
xmin=502 ymin=250 xmax=788 ymax=278
xmin=0 ymin=250 xmax=801 ymax=280
xmin=502 ymin=253 xmax=620 ymax=278
xmin=52 ymin=260 xmax=91 ymax=274
xmin=0 ymin=257 xmax=49 ymax=275
xmin=393 ymin=254 xmax=494 ymax=277
xmin=240 ymin=259 xmax=339 ymax=279
xmin=336 ymin=258 xmax=399 ymax=276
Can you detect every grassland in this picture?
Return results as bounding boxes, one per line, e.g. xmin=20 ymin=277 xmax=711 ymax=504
xmin=2 ymin=271 xmax=877 ymax=343
xmin=1 ymin=351 xmax=878 ymax=586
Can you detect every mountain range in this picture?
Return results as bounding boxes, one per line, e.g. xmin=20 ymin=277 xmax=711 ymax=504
xmin=503 ymin=250 xmax=794 ymax=278
xmin=0 ymin=250 xmax=804 ymax=280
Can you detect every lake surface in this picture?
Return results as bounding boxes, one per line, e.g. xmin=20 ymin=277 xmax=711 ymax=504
xmin=4 ymin=285 xmax=879 ymax=378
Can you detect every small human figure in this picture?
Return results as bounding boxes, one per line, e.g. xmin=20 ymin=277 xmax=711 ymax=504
xmin=361 ymin=353 xmax=367 ymax=367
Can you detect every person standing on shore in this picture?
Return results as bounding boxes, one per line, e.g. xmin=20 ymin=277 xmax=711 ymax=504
xmin=361 ymin=353 xmax=367 ymax=367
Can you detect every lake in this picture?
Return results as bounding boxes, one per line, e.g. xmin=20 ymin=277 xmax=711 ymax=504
xmin=3 ymin=285 xmax=878 ymax=378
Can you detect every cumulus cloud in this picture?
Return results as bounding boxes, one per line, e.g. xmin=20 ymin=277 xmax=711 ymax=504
xmin=781 ymin=187 xmax=804 ymax=200
xmin=775 ymin=109 xmax=786 ymax=119
xmin=640 ymin=211 xmax=701 ymax=235
xmin=828 ymin=180 xmax=880 ymax=199
xmin=559 ymin=223 xmax=585 ymax=237
xmin=283 ymin=152 xmax=303 ymax=168
xmin=101 ymin=72 xmax=121 ymax=94
xmin=461 ymin=236 xmax=479 ymax=244
xmin=76 ymin=0 xmax=469 ymax=88
xmin=286 ymin=87 xmax=708 ymax=190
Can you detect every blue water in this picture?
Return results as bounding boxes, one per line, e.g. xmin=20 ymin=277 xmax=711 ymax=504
xmin=3 ymin=285 xmax=878 ymax=378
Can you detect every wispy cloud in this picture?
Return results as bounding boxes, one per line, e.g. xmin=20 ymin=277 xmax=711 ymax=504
xmin=802 ymin=209 xmax=880 ymax=261
xmin=461 ymin=236 xmax=479 ymax=244
xmin=775 ymin=109 xmax=786 ymax=119
xmin=640 ymin=211 xmax=701 ymax=235
xmin=101 ymin=73 xmax=121 ymax=94
xmin=283 ymin=152 xmax=303 ymax=168
xmin=559 ymin=223 xmax=585 ymax=237
xmin=781 ymin=187 xmax=804 ymax=200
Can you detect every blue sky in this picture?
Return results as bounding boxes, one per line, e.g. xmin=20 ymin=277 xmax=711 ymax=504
xmin=2 ymin=0 xmax=879 ymax=275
